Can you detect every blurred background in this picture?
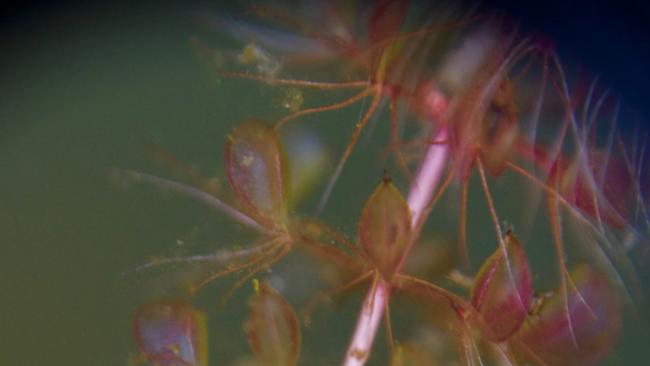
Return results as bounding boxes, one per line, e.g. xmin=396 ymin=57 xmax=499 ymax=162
xmin=1 ymin=1 xmax=648 ymax=365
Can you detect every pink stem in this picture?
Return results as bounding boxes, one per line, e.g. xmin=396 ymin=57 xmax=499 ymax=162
xmin=342 ymin=280 xmax=390 ymax=366
xmin=342 ymin=126 xmax=450 ymax=366
xmin=407 ymin=127 xmax=450 ymax=226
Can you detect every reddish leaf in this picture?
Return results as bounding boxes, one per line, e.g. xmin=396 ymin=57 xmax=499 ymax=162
xmin=225 ymin=121 xmax=289 ymax=230
xmin=359 ymin=178 xmax=412 ymax=281
xmin=133 ymin=300 xmax=207 ymax=366
xmin=471 ymin=232 xmax=532 ymax=342
xmin=513 ymin=265 xmax=622 ymax=366
xmin=245 ymin=282 xmax=301 ymax=366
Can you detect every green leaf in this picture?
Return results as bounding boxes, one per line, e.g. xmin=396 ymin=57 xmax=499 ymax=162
xmin=359 ymin=179 xmax=412 ymax=281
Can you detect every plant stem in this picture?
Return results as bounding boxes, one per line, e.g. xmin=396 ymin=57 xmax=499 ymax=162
xmin=343 ymin=278 xmax=390 ymax=366
xmin=342 ymin=126 xmax=450 ymax=366
xmin=407 ymin=127 xmax=450 ymax=226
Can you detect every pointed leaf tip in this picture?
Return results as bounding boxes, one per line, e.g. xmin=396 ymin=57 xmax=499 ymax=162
xmin=359 ymin=179 xmax=412 ymax=280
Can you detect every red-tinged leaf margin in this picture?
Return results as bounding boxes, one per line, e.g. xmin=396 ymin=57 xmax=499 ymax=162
xmin=471 ymin=232 xmax=532 ymax=342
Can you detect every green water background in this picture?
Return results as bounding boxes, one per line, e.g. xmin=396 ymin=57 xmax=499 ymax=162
xmin=2 ymin=2 xmax=649 ymax=365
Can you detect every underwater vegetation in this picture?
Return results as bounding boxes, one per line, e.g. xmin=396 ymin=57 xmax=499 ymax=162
xmin=124 ymin=1 xmax=650 ymax=365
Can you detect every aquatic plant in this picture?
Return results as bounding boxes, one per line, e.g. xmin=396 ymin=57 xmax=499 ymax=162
xmin=126 ymin=1 xmax=649 ymax=365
